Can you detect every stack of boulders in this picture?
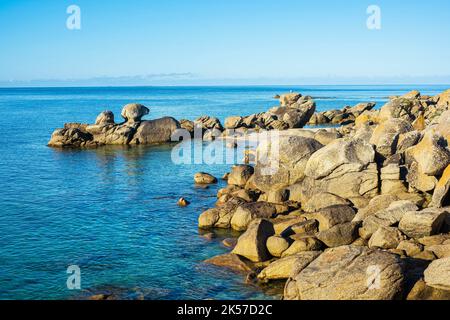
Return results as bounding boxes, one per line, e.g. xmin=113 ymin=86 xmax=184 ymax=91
xmin=48 ymin=103 xmax=180 ymax=147
xmin=199 ymin=89 xmax=450 ymax=300
xmin=179 ymin=93 xmax=317 ymax=141
xmin=308 ymin=102 xmax=376 ymax=126
xmin=224 ymin=93 xmax=316 ymax=131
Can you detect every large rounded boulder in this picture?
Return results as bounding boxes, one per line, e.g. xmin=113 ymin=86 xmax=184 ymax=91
xmin=284 ymin=245 xmax=405 ymax=300
xmin=121 ymin=103 xmax=150 ymax=123
xmin=253 ymin=135 xmax=323 ymax=193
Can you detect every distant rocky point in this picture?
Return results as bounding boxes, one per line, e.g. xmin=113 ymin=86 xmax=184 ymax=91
xmin=48 ymin=103 xmax=180 ymax=147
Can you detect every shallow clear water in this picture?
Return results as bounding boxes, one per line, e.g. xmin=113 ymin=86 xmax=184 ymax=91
xmin=0 ymin=85 xmax=447 ymax=300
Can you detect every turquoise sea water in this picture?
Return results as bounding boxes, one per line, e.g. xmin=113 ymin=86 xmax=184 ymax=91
xmin=0 ymin=85 xmax=448 ymax=300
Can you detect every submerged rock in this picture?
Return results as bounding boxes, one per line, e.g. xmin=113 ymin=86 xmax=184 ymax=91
xmin=204 ymin=253 xmax=253 ymax=273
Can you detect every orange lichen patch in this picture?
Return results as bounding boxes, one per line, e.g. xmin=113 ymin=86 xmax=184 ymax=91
xmin=355 ymin=114 xmax=371 ymax=127
xmin=355 ymin=113 xmax=379 ymax=128
xmin=437 ymin=165 xmax=450 ymax=188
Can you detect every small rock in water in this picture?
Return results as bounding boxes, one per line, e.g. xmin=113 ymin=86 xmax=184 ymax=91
xmin=222 ymin=238 xmax=237 ymax=249
xmin=194 ymin=172 xmax=218 ymax=184
xmin=177 ymin=197 xmax=190 ymax=207
xmin=201 ymin=232 xmax=216 ymax=240
xmin=88 ymin=294 xmax=111 ymax=300
xmin=244 ymin=271 xmax=258 ymax=285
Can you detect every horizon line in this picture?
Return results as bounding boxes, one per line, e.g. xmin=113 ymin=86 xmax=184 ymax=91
xmin=1 ymin=83 xmax=450 ymax=89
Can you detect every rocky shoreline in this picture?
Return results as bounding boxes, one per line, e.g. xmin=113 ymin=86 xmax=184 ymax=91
xmin=197 ymin=89 xmax=450 ymax=300
xmin=48 ymin=89 xmax=450 ymax=300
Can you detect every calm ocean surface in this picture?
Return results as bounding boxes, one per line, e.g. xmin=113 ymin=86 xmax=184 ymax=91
xmin=0 ymin=85 xmax=447 ymax=300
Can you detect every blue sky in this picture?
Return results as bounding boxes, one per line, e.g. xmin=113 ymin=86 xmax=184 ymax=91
xmin=1 ymin=0 xmax=450 ymax=85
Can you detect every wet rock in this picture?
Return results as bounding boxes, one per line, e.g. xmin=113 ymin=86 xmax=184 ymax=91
xmin=177 ymin=197 xmax=190 ymax=207
xmin=204 ymin=253 xmax=253 ymax=273
xmin=194 ymin=172 xmax=218 ymax=184
xmin=198 ymin=208 xmax=220 ymax=229
xmin=222 ymin=238 xmax=238 ymax=249
xmin=88 ymin=294 xmax=112 ymax=300
xmin=48 ymin=127 xmax=97 ymax=148
xmin=201 ymin=232 xmax=216 ymax=240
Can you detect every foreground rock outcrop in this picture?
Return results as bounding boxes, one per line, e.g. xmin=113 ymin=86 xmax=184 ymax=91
xmin=199 ymin=89 xmax=450 ymax=300
xmin=48 ymin=103 xmax=180 ymax=147
xmin=284 ymin=245 xmax=404 ymax=300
